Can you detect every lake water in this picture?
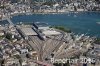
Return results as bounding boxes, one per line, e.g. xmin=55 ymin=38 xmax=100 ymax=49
xmin=1 ymin=12 xmax=100 ymax=37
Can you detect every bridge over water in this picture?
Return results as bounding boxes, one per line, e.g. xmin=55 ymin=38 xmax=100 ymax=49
xmin=6 ymin=17 xmax=14 ymax=26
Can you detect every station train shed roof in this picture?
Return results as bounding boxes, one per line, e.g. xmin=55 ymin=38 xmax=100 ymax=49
xmin=21 ymin=27 xmax=37 ymax=36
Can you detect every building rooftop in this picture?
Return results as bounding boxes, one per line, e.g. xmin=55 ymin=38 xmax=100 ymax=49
xmin=34 ymin=22 xmax=49 ymax=27
xmin=0 ymin=30 xmax=4 ymax=33
xmin=21 ymin=28 xmax=37 ymax=36
xmin=42 ymin=28 xmax=61 ymax=36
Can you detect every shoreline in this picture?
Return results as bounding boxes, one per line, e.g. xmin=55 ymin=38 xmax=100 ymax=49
xmin=0 ymin=11 xmax=100 ymax=23
xmin=0 ymin=11 xmax=100 ymax=24
xmin=0 ymin=11 xmax=100 ymax=20
xmin=0 ymin=11 xmax=100 ymax=38
xmin=31 ymin=11 xmax=100 ymax=14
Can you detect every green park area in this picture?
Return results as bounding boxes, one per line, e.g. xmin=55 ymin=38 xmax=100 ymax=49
xmin=51 ymin=26 xmax=71 ymax=33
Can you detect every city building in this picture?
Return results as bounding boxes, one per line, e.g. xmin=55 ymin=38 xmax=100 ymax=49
xmin=33 ymin=22 xmax=49 ymax=30
xmin=0 ymin=30 xmax=4 ymax=36
xmin=41 ymin=28 xmax=61 ymax=36
xmin=20 ymin=27 xmax=37 ymax=36
xmin=33 ymin=22 xmax=61 ymax=36
xmin=4 ymin=58 xmax=20 ymax=66
xmin=16 ymin=25 xmax=37 ymax=40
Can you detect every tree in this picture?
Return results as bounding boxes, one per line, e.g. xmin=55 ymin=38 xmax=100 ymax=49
xmin=53 ymin=26 xmax=71 ymax=33
xmin=5 ymin=33 xmax=12 ymax=40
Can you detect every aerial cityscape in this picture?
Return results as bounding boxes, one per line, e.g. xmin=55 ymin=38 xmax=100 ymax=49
xmin=0 ymin=0 xmax=100 ymax=66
